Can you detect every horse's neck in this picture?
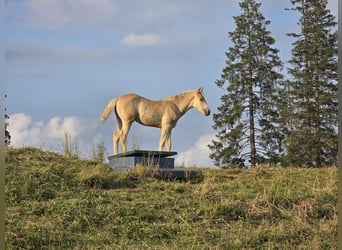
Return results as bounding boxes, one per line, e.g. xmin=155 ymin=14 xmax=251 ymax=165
xmin=167 ymin=93 xmax=194 ymax=115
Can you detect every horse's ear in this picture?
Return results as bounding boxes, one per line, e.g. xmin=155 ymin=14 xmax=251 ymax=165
xmin=198 ymin=87 xmax=204 ymax=93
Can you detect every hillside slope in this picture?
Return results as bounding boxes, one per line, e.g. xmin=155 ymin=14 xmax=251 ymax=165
xmin=5 ymin=147 xmax=337 ymax=249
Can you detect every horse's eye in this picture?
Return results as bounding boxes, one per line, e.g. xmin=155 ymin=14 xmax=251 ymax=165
xmin=200 ymin=98 xmax=205 ymax=102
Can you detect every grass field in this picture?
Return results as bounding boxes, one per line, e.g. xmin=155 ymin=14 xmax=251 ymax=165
xmin=5 ymin=147 xmax=337 ymax=249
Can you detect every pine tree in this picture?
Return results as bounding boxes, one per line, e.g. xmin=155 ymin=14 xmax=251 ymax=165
xmin=285 ymin=0 xmax=338 ymax=167
xmin=209 ymin=0 xmax=283 ymax=168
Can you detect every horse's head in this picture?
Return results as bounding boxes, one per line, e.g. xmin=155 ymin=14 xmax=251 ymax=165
xmin=193 ymin=87 xmax=210 ymax=116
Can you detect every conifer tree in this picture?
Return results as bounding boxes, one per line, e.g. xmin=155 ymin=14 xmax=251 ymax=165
xmin=285 ymin=0 xmax=338 ymax=167
xmin=209 ymin=0 xmax=283 ymax=168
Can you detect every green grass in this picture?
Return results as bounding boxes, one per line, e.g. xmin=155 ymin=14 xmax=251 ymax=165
xmin=5 ymin=147 xmax=337 ymax=249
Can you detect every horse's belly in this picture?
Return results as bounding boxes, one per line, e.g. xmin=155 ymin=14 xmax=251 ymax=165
xmin=135 ymin=101 xmax=177 ymax=128
xmin=136 ymin=113 xmax=162 ymax=128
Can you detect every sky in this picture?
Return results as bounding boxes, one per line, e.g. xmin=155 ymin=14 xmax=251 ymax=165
xmin=4 ymin=0 xmax=338 ymax=167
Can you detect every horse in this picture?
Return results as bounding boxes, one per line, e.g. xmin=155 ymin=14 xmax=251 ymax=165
xmin=100 ymin=87 xmax=210 ymax=155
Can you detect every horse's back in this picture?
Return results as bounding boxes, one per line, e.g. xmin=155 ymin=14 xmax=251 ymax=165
xmin=118 ymin=93 xmax=141 ymax=102
xmin=116 ymin=93 xmax=154 ymax=115
xmin=116 ymin=93 xmax=174 ymax=127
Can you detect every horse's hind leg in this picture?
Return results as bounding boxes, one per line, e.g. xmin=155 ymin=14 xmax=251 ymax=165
xmin=119 ymin=121 xmax=132 ymax=153
xmin=113 ymin=127 xmax=120 ymax=155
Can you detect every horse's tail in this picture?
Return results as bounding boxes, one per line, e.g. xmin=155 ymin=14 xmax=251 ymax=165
xmin=100 ymin=98 xmax=118 ymax=122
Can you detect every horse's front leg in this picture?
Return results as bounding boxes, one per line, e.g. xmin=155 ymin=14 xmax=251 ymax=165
xmin=159 ymin=126 xmax=171 ymax=151
xmin=165 ymin=130 xmax=172 ymax=151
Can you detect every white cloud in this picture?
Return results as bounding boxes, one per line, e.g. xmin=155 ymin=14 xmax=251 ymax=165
xmin=8 ymin=113 xmax=97 ymax=155
xmin=5 ymin=0 xmax=148 ymax=30
xmin=10 ymin=113 xmax=43 ymax=147
xmin=43 ymin=116 xmax=85 ymax=139
xmin=6 ymin=44 xmax=112 ymax=66
xmin=121 ymin=33 xmax=163 ymax=47
xmin=23 ymin=0 xmax=119 ymax=29
xmin=5 ymin=0 xmax=221 ymax=33
xmin=175 ymin=133 xmax=215 ymax=168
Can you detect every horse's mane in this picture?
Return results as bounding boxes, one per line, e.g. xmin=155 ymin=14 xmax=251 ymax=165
xmin=164 ymin=89 xmax=196 ymax=101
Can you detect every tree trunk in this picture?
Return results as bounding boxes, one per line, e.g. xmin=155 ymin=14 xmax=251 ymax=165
xmin=248 ymin=70 xmax=256 ymax=168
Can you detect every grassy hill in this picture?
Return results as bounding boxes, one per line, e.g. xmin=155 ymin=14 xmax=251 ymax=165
xmin=5 ymin=147 xmax=337 ymax=249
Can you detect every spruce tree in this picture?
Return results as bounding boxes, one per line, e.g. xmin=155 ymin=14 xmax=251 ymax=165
xmin=209 ymin=0 xmax=283 ymax=168
xmin=285 ymin=0 xmax=338 ymax=167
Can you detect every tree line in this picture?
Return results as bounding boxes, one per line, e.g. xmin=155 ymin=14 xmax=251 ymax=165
xmin=209 ymin=0 xmax=337 ymax=168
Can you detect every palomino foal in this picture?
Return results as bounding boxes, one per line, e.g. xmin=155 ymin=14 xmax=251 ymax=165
xmin=100 ymin=87 xmax=210 ymax=155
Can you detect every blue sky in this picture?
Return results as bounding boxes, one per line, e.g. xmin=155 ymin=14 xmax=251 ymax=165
xmin=4 ymin=0 xmax=338 ymax=167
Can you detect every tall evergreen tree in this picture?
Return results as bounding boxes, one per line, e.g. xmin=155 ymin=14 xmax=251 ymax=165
xmin=285 ymin=0 xmax=338 ymax=167
xmin=209 ymin=0 xmax=283 ymax=168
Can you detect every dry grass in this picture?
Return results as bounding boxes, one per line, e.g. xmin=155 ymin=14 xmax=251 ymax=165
xmin=5 ymin=147 xmax=337 ymax=249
